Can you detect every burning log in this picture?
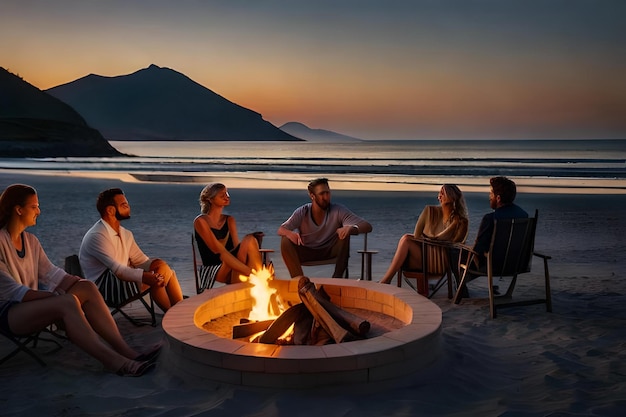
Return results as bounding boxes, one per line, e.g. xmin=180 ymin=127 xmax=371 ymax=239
xmin=258 ymin=303 xmax=309 ymax=344
xmin=298 ymin=276 xmax=370 ymax=343
xmin=232 ymin=319 xmax=274 ymax=339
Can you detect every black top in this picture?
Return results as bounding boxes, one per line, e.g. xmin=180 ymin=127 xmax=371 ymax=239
xmin=195 ymin=216 xmax=235 ymax=266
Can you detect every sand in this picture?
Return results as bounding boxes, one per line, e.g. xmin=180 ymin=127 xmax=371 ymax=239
xmin=1 ymin=171 xmax=625 ymax=416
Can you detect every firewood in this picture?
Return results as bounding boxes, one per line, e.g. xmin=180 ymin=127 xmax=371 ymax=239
xmin=298 ymin=277 xmax=370 ymax=337
xmin=298 ymin=277 xmax=354 ymax=343
xmin=258 ymin=303 xmax=309 ymax=344
xmin=314 ymin=286 xmax=370 ymax=336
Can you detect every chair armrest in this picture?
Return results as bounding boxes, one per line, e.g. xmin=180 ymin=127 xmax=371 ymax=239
xmin=533 ymin=251 xmax=551 ymax=260
xmin=454 ymin=243 xmax=480 ymax=271
xmin=412 ymin=236 xmax=456 ymax=249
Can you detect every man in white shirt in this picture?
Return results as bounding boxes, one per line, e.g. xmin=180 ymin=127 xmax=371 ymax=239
xmin=79 ymin=188 xmax=183 ymax=312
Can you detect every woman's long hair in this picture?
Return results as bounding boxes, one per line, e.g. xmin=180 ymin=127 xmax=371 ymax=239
xmin=442 ymin=184 xmax=468 ymax=221
xmin=199 ymin=183 xmax=226 ymax=214
xmin=0 ymin=184 xmax=37 ymax=229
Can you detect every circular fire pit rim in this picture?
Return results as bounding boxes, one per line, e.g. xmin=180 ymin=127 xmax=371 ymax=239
xmin=163 ymin=278 xmax=441 ymax=361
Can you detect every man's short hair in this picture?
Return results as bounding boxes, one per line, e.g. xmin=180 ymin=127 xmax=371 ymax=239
xmin=490 ymin=176 xmax=517 ymax=205
xmin=308 ymin=178 xmax=329 ymax=194
xmin=96 ymin=188 xmax=125 ymax=216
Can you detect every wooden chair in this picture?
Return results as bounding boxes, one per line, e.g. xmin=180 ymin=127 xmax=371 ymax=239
xmin=301 ymin=258 xmax=349 ymax=278
xmin=64 ymin=255 xmax=156 ymax=327
xmin=1 ymin=326 xmax=64 ymax=367
xmin=396 ymin=237 xmax=460 ymax=298
xmin=452 ymin=210 xmax=552 ymax=319
xmin=357 ymin=233 xmax=378 ymax=281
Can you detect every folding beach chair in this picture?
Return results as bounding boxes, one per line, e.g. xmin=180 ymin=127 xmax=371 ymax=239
xmin=1 ymin=326 xmax=64 ymax=367
xmin=64 ymin=255 xmax=156 ymax=327
xmin=192 ymin=233 xmax=218 ymax=294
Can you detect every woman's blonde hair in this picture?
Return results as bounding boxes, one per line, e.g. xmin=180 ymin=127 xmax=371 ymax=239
xmin=199 ymin=183 xmax=226 ymax=214
xmin=442 ymin=184 xmax=468 ymax=221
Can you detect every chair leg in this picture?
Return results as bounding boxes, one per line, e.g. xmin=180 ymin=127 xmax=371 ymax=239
xmin=0 ymin=334 xmax=46 ymax=367
xmin=543 ymin=258 xmax=552 ymax=312
xmin=453 ymin=269 xmax=470 ymax=304
xmin=1 ymin=331 xmax=63 ymax=367
xmin=428 ymin=272 xmax=450 ymax=299
xmin=110 ymin=291 xmax=157 ymax=327
xmin=488 ymin=271 xmax=496 ymax=319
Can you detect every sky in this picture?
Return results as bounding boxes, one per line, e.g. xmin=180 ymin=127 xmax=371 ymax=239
xmin=2 ymin=0 xmax=625 ymax=140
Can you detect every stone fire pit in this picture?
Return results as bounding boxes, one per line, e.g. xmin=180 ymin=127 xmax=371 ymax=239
xmin=162 ymin=278 xmax=442 ymax=389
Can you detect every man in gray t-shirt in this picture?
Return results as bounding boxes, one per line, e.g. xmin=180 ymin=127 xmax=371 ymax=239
xmin=277 ymin=178 xmax=372 ymax=278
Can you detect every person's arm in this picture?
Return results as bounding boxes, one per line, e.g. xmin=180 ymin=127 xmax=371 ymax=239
xmin=52 ymin=274 xmax=83 ymax=295
xmin=277 ymin=225 xmax=303 ymax=245
xmin=0 ymin=268 xmax=31 ymax=303
xmin=337 ymin=205 xmax=372 ymax=239
xmin=277 ymin=207 xmax=305 ymax=245
xmin=413 ymin=206 xmax=430 ymax=238
xmin=227 ymin=216 xmax=240 ymax=248
xmin=433 ymin=216 xmax=468 ymax=242
xmin=21 ymin=288 xmax=55 ymax=301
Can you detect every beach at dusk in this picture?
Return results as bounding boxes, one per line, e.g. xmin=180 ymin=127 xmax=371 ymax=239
xmin=2 ymin=1 xmax=626 ymax=415
xmin=1 ymin=171 xmax=625 ymax=416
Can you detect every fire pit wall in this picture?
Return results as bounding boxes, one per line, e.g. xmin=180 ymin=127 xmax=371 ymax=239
xmin=162 ymin=278 xmax=442 ymax=389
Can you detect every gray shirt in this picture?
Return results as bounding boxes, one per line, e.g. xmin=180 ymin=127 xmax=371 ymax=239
xmin=281 ymin=203 xmax=367 ymax=249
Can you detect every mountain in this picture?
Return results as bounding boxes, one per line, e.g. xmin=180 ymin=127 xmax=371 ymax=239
xmin=279 ymin=122 xmax=362 ymax=142
xmin=0 ymin=67 xmax=123 ymax=157
xmin=46 ymin=64 xmax=301 ymax=142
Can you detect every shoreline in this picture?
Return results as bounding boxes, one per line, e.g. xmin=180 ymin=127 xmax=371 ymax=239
xmin=2 ymin=168 xmax=626 ymax=194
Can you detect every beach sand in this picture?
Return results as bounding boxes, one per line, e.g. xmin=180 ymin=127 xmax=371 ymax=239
xmin=1 ymin=172 xmax=625 ymax=416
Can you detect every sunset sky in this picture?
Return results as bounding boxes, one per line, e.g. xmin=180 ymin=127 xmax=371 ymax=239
xmin=2 ymin=0 xmax=625 ymax=140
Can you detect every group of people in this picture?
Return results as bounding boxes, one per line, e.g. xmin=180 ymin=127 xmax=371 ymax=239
xmin=0 ymin=175 xmax=526 ymax=377
xmin=192 ymin=176 xmax=526 ymax=290
xmin=0 ymin=185 xmax=170 ymax=377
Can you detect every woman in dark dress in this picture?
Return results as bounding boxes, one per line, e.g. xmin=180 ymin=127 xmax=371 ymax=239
xmin=193 ymin=183 xmax=263 ymax=284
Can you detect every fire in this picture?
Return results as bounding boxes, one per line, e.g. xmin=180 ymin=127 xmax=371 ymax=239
xmin=239 ymin=264 xmax=283 ymax=321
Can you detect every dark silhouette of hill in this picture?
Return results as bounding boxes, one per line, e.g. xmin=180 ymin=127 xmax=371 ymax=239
xmin=279 ymin=122 xmax=363 ymax=142
xmin=46 ymin=64 xmax=302 ymax=142
xmin=0 ymin=67 xmax=123 ymax=157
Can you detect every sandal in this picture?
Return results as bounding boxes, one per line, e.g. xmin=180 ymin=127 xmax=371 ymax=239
xmin=116 ymin=360 xmax=155 ymax=377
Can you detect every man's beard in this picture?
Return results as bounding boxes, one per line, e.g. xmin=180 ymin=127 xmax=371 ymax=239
xmin=115 ymin=208 xmax=130 ymax=221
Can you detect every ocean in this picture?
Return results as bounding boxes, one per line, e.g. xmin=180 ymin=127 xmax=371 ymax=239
xmin=2 ymin=139 xmax=625 ymax=193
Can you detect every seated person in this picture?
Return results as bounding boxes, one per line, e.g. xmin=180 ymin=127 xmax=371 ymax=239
xmin=472 ymin=176 xmax=528 ymax=270
xmin=193 ymin=183 xmax=263 ymax=284
xmin=79 ymin=188 xmax=183 ymax=312
xmin=379 ymin=184 xmax=469 ymax=285
xmin=0 ymin=184 xmax=156 ymax=376
xmin=277 ymin=178 xmax=372 ymax=278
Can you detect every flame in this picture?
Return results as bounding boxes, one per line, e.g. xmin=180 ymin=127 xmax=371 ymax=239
xmin=240 ymin=264 xmax=282 ymax=321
